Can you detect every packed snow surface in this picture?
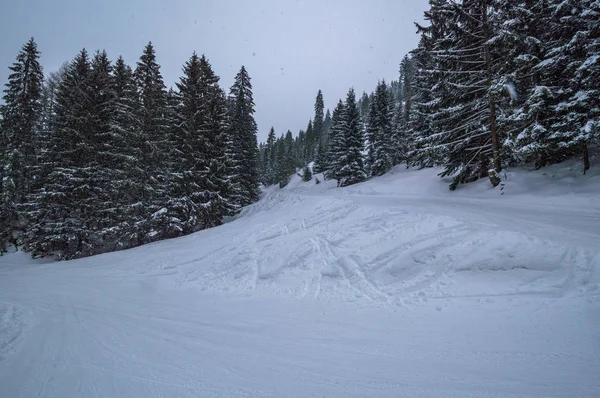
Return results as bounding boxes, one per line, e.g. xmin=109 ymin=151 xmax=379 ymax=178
xmin=1 ymin=162 xmax=600 ymax=397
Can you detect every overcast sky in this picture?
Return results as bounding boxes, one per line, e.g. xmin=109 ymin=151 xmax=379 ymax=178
xmin=0 ymin=0 xmax=427 ymax=141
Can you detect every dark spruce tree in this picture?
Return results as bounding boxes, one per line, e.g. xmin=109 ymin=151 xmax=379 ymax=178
xmin=337 ymin=88 xmax=366 ymax=187
xmin=313 ymin=90 xmax=325 ymax=145
xmin=303 ymin=120 xmax=314 ymax=163
xmin=196 ymin=55 xmax=237 ymax=226
xmin=170 ymin=52 xmax=207 ymax=234
xmin=294 ymin=129 xmax=306 ymax=166
xmin=313 ymin=139 xmax=328 ymax=174
xmin=409 ymin=0 xmax=459 ymax=170
xmin=394 ymin=55 xmax=414 ymax=165
xmin=541 ymin=0 xmax=599 ymax=172
xmin=86 ymin=51 xmax=125 ymax=252
xmin=312 ymin=90 xmax=327 ymax=171
xmin=0 ymin=38 xmax=44 ymax=252
xmin=269 ymin=130 xmax=297 ymax=188
xmin=38 ymin=64 xmax=68 ymax=150
xmin=324 ymin=100 xmax=347 ymax=181
xmin=284 ymin=129 xmax=297 ymax=175
xmin=106 ymin=55 xmax=147 ymax=249
xmin=580 ymin=0 xmax=600 ymax=167
xmin=366 ymin=80 xmax=394 ymax=176
xmin=316 ymin=108 xmax=333 ymax=176
xmin=358 ymin=91 xmax=370 ymax=121
xmin=323 ymin=109 xmax=332 ymax=136
xmin=36 ymin=64 xmax=69 ymax=193
xmin=169 ymin=53 xmax=236 ymax=233
xmin=24 ymin=49 xmax=94 ymax=259
xmin=413 ymin=0 xmax=504 ymax=190
xmin=408 ymin=0 xmax=600 ymax=182
xmin=229 ymin=66 xmax=260 ymax=207
xmin=302 ymin=165 xmax=312 ymax=181
xmin=491 ymin=0 xmax=543 ymax=168
xmin=313 ymin=90 xmax=329 ymax=173
xmin=134 ymin=42 xmax=175 ymax=240
xmin=262 ymin=126 xmax=277 ymax=185
xmin=274 ymin=135 xmax=289 ymax=187
xmin=489 ymin=0 xmax=599 ymax=173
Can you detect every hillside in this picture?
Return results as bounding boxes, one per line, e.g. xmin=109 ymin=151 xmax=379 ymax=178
xmin=1 ymin=162 xmax=599 ymax=397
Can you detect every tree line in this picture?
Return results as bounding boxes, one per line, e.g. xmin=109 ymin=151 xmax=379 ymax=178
xmin=1 ymin=40 xmax=260 ymax=258
xmin=259 ymin=0 xmax=599 ymax=190
xmin=2 ymin=0 xmax=598 ymax=258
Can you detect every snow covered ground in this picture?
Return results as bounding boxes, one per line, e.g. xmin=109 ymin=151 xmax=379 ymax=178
xmin=1 ymin=161 xmax=600 ymax=397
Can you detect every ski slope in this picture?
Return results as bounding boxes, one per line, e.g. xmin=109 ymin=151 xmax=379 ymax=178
xmin=1 ymin=162 xmax=600 ymax=397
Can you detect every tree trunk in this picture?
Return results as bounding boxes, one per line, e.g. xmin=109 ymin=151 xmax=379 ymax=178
xmin=583 ymin=141 xmax=590 ymax=174
xmin=482 ymin=0 xmax=502 ymax=172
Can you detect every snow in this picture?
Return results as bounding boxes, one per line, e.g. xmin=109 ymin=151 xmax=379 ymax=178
xmin=505 ymin=81 xmax=518 ymax=101
xmin=584 ymin=120 xmax=593 ymax=134
xmin=1 ymin=161 xmax=600 ymax=397
xmin=579 ymin=55 xmax=600 ymax=71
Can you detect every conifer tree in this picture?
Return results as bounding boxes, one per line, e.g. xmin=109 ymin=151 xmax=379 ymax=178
xmin=338 ymin=89 xmax=366 ymax=187
xmin=313 ymin=90 xmax=328 ymax=173
xmin=303 ymin=120 xmax=314 ymax=163
xmin=302 ymin=165 xmax=312 ymax=181
xmin=367 ymin=80 xmax=394 ymax=176
xmin=393 ymin=55 xmax=414 ymax=164
xmin=0 ymin=120 xmax=7 ymax=252
xmin=484 ymin=0 xmax=538 ymax=168
xmin=170 ymin=53 xmax=236 ymax=231
xmin=358 ymin=92 xmax=370 ymax=120
xmin=313 ymin=140 xmax=327 ymax=174
xmin=410 ymin=0 xmax=463 ymax=169
xmin=274 ymin=135 xmax=289 ymax=187
xmin=323 ymin=109 xmax=332 ymax=136
xmin=0 ymin=38 xmax=44 ymax=251
xmin=282 ymin=130 xmax=297 ymax=177
xmin=313 ymin=90 xmax=325 ymax=144
xmin=170 ymin=52 xmax=205 ymax=234
xmin=24 ymin=49 xmax=94 ymax=258
xmin=315 ymin=109 xmax=334 ymax=174
xmin=134 ymin=42 xmax=174 ymax=239
xmin=312 ymin=90 xmax=325 ymax=165
xmin=229 ymin=66 xmax=260 ymax=206
xmin=294 ymin=130 xmax=306 ymax=168
xmin=85 ymin=50 xmax=122 ymax=250
xmin=503 ymin=0 xmax=599 ymax=172
xmin=106 ymin=56 xmax=146 ymax=248
xmin=413 ymin=1 xmax=504 ymax=189
xmin=543 ymin=0 xmax=599 ymax=172
xmin=197 ymin=55 xmax=237 ymax=225
xmin=580 ymin=0 xmax=600 ymax=169
xmin=325 ymin=101 xmax=346 ymax=181
xmin=263 ymin=127 xmax=277 ymax=185
xmin=258 ymin=142 xmax=267 ymax=183
xmin=37 ymin=64 xmax=68 ymax=168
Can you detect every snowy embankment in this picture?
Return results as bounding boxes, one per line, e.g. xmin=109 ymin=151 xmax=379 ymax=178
xmin=1 ymin=161 xmax=599 ymax=397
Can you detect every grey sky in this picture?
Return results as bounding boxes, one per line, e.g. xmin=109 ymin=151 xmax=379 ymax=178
xmin=0 ymin=0 xmax=426 ymax=141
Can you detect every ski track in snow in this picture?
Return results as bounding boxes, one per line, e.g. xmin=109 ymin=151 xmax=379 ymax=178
xmin=172 ymin=187 xmax=599 ymax=304
xmin=1 ymin=164 xmax=600 ymax=397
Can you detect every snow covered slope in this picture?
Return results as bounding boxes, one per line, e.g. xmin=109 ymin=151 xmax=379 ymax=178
xmin=1 ymin=162 xmax=599 ymax=397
